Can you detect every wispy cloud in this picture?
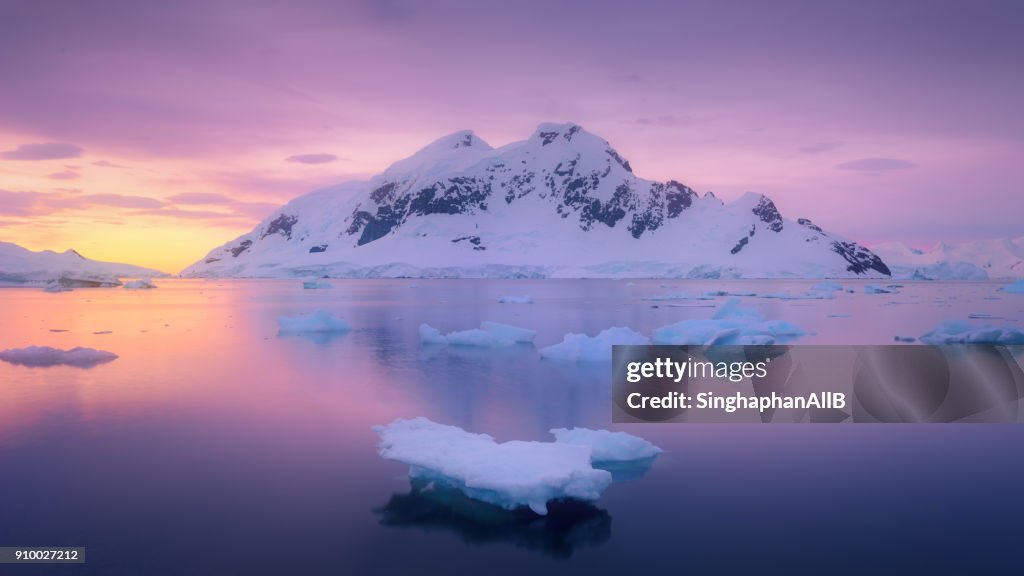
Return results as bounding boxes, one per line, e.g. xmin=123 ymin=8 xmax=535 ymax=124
xmin=837 ymin=157 xmax=916 ymax=171
xmin=285 ymin=153 xmax=339 ymax=165
xmin=799 ymin=142 xmax=843 ymax=154
xmin=47 ymin=169 xmax=80 ymax=180
xmin=0 ymin=142 xmax=84 ymax=161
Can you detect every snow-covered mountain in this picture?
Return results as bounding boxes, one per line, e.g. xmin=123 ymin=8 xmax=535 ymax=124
xmin=183 ymin=123 xmax=891 ymax=279
xmin=871 ymin=238 xmax=1024 ymax=280
xmin=0 ymin=242 xmax=164 ymax=286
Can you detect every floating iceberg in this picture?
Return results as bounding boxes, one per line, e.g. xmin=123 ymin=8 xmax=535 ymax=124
xmin=864 ymin=284 xmax=895 ymax=294
xmin=374 ymin=418 xmax=613 ymax=515
xmin=1001 ymin=280 xmax=1024 ymax=294
xmin=123 ymin=278 xmax=157 ymax=290
xmin=0 ymin=346 xmax=118 ymax=368
xmin=539 ymin=327 xmax=649 ymax=362
xmin=302 ymin=279 xmax=333 ymax=289
xmin=550 ymin=428 xmax=662 ymax=463
xmin=652 ymin=298 xmax=806 ymax=345
xmin=498 ymin=295 xmax=533 ymax=304
xmin=919 ymin=320 xmax=1024 ymax=345
xmin=277 ymin=310 xmax=352 ymax=333
xmin=419 ymin=321 xmax=535 ymax=347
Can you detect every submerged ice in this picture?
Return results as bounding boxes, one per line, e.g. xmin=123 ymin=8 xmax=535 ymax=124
xmin=374 ymin=418 xmax=661 ymax=515
xmin=539 ymin=327 xmax=649 ymax=362
xmin=277 ymin=310 xmax=352 ymax=333
xmin=419 ymin=321 xmax=535 ymax=347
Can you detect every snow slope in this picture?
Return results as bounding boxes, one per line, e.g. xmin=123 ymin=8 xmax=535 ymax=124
xmin=183 ymin=123 xmax=891 ymax=279
xmin=871 ymin=238 xmax=1024 ymax=280
xmin=0 ymin=241 xmax=165 ymax=286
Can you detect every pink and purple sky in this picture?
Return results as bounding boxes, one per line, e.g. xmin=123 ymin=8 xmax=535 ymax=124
xmin=1 ymin=0 xmax=1021 ymax=272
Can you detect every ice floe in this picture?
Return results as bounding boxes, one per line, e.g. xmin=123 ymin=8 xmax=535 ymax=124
xmin=919 ymin=320 xmax=1024 ymax=345
xmin=277 ymin=310 xmax=352 ymax=333
xmin=0 ymin=346 xmax=118 ymax=368
xmin=302 ymin=279 xmax=333 ymax=289
xmin=498 ymin=295 xmax=534 ymax=304
xmin=419 ymin=321 xmax=535 ymax=347
xmin=123 ymin=278 xmax=157 ymax=290
xmin=539 ymin=327 xmax=649 ymax=362
xmin=375 ymin=418 xmax=662 ymax=515
xmin=549 ymin=428 xmax=662 ymax=463
xmin=864 ymin=284 xmax=895 ymax=294
xmin=651 ymin=298 xmax=807 ymax=345
xmin=374 ymin=418 xmax=613 ymax=515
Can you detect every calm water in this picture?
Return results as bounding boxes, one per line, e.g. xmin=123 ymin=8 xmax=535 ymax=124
xmin=2 ymin=279 xmax=1023 ymax=575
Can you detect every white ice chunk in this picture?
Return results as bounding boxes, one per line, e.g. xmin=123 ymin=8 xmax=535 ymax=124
xmin=755 ymin=291 xmax=834 ymax=300
xmin=652 ymin=298 xmax=807 ymax=345
xmin=0 ymin=346 xmax=118 ymax=368
xmin=919 ymin=320 xmax=1024 ymax=344
xmin=419 ymin=321 xmax=535 ymax=347
xmin=539 ymin=327 xmax=649 ymax=362
xmin=643 ymin=292 xmax=715 ymax=301
xmin=864 ymin=284 xmax=894 ymax=294
xmin=123 ymin=278 xmax=157 ymax=290
xmin=277 ymin=310 xmax=352 ymax=333
xmin=374 ymin=417 xmax=613 ymax=515
xmin=1001 ymin=280 xmax=1024 ymax=294
xmin=550 ymin=428 xmax=663 ymax=462
xmin=498 ymin=295 xmax=533 ymax=304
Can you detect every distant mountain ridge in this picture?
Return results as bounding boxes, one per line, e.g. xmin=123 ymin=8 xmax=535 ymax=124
xmin=872 ymin=238 xmax=1024 ymax=279
xmin=183 ymin=122 xmax=891 ymax=279
xmin=0 ymin=242 xmax=164 ymax=286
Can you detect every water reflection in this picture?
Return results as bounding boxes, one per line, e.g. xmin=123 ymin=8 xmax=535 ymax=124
xmin=375 ymin=479 xmax=612 ymax=559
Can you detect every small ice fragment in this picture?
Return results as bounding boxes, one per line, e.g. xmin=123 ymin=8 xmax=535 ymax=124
xmin=0 ymin=346 xmax=118 ymax=368
xmin=864 ymin=284 xmax=894 ymax=294
xmin=498 ymin=295 xmax=533 ymax=304
xmin=277 ymin=310 xmax=352 ymax=333
xmin=550 ymin=428 xmax=662 ymax=462
xmin=303 ymin=279 xmax=333 ymax=289
xmin=123 ymin=278 xmax=157 ymax=290
xmin=539 ymin=327 xmax=649 ymax=362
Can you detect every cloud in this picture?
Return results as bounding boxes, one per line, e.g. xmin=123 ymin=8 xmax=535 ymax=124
xmin=74 ymin=194 xmax=165 ymax=209
xmin=0 ymin=142 xmax=84 ymax=161
xmin=0 ymin=189 xmax=165 ymax=215
xmin=285 ymin=153 xmax=339 ymax=164
xmin=92 ymin=160 xmax=129 ymax=168
xmin=47 ymin=170 xmax=80 ymax=180
xmin=131 ymin=207 xmax=252 ymax=220
xmin=837 ymin=157 xmax=916 ymax=171
xmin=166 ymin=192 xmax=236 ymax=205
xmin=799 ymin=141 xmax=843 ymax=154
